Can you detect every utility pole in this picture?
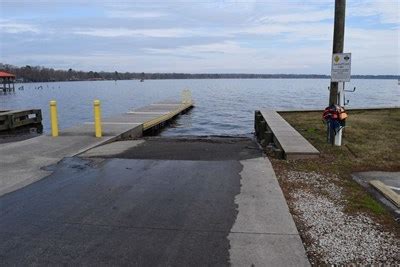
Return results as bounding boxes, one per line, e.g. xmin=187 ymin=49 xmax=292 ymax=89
xmin=327 ymin=0 xmax=348 ymax=146
xmin=329 ymin=0 xmax=346 ymax=106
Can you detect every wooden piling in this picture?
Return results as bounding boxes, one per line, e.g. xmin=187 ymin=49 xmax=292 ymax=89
xmin=0 ymin=71 xmax=16 ymax=93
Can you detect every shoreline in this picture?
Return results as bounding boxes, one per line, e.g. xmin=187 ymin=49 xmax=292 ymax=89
xmin=11 ymin=76 xmax=400 ymax=84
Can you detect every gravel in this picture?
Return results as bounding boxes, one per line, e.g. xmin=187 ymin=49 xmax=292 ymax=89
xmin=285 ymin=171 xmax=400 ymax=265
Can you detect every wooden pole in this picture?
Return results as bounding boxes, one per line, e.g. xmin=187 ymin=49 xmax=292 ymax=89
xmin=329 ymin=0 xmax=346 ymax=106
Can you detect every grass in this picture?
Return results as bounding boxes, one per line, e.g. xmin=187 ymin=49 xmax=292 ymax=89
xmin=274 ymin=108 xmax=400 ymax=220
xmin=353 ymin=195 xmax=387 ymax=215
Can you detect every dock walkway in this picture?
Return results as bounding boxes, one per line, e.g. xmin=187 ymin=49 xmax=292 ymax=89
xmin=0 ymin=99 xmax=192 ymax=196
xmin=255 ymin=110 xmax=319 ymax=160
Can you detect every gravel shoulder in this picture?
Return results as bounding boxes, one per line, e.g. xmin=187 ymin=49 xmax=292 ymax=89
xmin=273 ymin=167 xmax=399 ymax=265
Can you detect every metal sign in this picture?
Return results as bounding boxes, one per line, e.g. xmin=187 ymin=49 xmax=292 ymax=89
xmin=331 ymin=53 xmax=351 ymax=82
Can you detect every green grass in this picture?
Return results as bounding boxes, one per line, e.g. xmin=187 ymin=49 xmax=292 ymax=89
xmin=276 ymin=108 xmax=400 ymax=218
xmin=351 ymin=195 xmax=387 ymax=215
xmin=280 ymin=109 xmax=400 ymax=173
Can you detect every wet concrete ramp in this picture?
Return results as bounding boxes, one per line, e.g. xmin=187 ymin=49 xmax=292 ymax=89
xmin=82 ymin=137 xmax=263 ymax=161
xmin=0 ymin=158 xmax=240 ymax=265
xmin=0 ymin=137 xmax=309 ymax=266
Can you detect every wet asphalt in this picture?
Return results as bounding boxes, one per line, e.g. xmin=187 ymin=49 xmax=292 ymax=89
xmin=0 ymin=137 xmax=262 ymax=266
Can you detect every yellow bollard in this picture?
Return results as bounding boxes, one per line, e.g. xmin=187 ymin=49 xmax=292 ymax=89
xmin=50 ymin=100 xmax=59 ymax=137
xmin=93 ymin=100 xmax=102 ymax=138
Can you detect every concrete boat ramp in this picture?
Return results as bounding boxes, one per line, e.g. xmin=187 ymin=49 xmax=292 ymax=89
xmin=0 ymin=100 xmax=309 ymax=266
xmin=0 ymin=100 xmax=192 ymax=196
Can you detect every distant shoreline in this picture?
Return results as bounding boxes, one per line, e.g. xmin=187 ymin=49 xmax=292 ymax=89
xmin=1 ymin=63 xmax=398 ymax=83
xmin=13 ymin=76 xmax=400 ymax=84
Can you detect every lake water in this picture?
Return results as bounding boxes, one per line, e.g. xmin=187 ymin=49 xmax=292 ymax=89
xmin=0 ymin=79 xmax=399 ymax=136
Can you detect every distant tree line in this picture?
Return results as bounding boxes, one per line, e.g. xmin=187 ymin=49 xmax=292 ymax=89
xmin=0 ymin=63 xmax=398 ymax=82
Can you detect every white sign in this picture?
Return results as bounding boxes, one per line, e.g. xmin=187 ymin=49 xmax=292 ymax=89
xmin=331 ymin=53 xmax=351 ymax=82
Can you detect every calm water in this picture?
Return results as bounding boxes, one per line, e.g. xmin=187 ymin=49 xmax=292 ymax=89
xmin=1 ymin=79 xmax=399 ymax=136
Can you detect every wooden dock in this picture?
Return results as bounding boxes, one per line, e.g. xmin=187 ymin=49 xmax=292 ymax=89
xmin=255 ymin=110 xmax=319 ymax=160
xmin=64 ymin=99 xmax=193 ymax=140
xmin=0 ymin=109 xmax=42 ymax=131
xmin=0 ymin=71 xmax=16 ymax=93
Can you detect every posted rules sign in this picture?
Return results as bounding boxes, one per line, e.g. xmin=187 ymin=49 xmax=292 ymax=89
xmin=331 ymin=53 xmax=351 ymax=82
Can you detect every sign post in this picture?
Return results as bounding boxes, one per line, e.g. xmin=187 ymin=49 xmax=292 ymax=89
xmin=331 ymin=53 xmax=351 ymax=146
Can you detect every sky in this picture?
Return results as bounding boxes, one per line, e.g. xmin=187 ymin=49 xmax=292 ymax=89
xmin=0 ymin=0 xmax=399 ymax=74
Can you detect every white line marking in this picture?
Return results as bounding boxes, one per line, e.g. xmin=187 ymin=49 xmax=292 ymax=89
xmin=84 ymin=122 xmax=142 ymax=125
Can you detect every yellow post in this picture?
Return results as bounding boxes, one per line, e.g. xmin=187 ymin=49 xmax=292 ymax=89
xmin=50 ymin=100 xmax=59 ymax=137
xmin=94 ymin=100 xmax=102 ymax=137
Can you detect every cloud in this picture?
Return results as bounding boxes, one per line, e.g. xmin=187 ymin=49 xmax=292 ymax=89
xmin=73 ymin=27 xmax=235 ymax=38
xmin=238 ymin=23 xmax=332 ymax=42
xmin=1 ymin=1 xmax=398 ymax=74
xmin=106 ymin=10 xmax=167 ymax=19
xmin=74 ymin=28 xmax=189 ymax=38
xmin=349 ymin=0 xmax=400 ymax=24
xmin=72 ymin=22 xmax=332 ymax=41
xmin=144 ymin=41 xmax=253 ymax=56
xmin=257 ymin=9 xmax=333 ymax=24
xmin=0 ymin=19 xmax=39 ymax=34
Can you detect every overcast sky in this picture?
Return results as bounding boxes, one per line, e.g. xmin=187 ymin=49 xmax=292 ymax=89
xmin=0 ymin=0 xmax=399 ymax=74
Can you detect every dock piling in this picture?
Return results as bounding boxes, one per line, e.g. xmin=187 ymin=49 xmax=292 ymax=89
xmin=50 ymin=101 xmax=59 ymax=137
xmin=94 ymin=100 xmax=102 ymax=137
